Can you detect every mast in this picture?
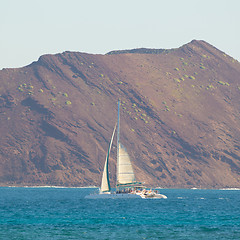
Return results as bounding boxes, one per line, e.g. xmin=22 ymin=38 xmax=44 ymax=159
xmin=116 ymin=100 xmax=120 ymax=188
xmin=117 ymin=100 xmax=120 ymax=145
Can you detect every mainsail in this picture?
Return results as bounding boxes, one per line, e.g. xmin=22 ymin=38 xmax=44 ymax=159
xmin=117 ymin=143 xmax=136 ymax=184
xmin=100 ymin=124 xmax=116 ymax=193
xmin=116 ymin=100 xmax=137 ymax=186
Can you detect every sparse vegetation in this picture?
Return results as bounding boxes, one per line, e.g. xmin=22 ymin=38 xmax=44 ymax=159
xmin=206 ymin=84 xmax=214 ymax=90
xmin=18 ymin=87 xmax=23 ymax=92
xmin=65 ymin=101 xmax=72 ymax=105
xmin=174 ymin=68 xmax=180 ymax=71
xmin=218 ymin=81 xmax=230 ymax=86
xmin=63 ymin=93 xmax=68 ymax=97
xmin=189 ymin=76 xmax=195 ymax=80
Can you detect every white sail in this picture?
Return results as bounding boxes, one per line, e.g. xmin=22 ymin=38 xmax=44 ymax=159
xmin=100 ymin=158 xmax=110 ymax=193
xmin=117 ymin=143 xmax=136 ymax=185
xmin=100 ymin=125 xmax=116 ymax=193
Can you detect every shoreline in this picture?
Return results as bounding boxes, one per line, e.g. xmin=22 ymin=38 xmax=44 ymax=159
xmin=0 ymin=185 xmax=98 ymax=189
xmin=0 ymin=185 xmax=239 ymax=190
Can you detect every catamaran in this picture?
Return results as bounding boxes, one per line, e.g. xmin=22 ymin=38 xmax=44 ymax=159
xmin=85 ymin=101 xmax=167 ymax=199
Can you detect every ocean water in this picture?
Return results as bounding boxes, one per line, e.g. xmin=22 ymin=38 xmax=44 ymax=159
xmin=0 ymin=188 xmax=240 ymax=240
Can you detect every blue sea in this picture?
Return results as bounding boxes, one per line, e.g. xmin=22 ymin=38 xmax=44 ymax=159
xmin=0 ymin=187 xmax=240 ymax=239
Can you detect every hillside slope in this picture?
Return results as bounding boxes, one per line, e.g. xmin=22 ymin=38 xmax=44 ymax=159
xmin=1 ymin=40 xmax=240 ymax=188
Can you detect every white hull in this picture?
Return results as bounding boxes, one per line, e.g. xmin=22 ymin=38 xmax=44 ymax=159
xmin=85 ymin=192 xmax=167 ymax=199
xmin=140 ymin=193 xmax=167 ymax=199
xmin=85 ymin=193 xmax=142 ymax=199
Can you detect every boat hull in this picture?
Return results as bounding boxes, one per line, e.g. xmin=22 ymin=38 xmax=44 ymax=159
xmin=85 ymin=193 xmax=142 ymax=199
xmin=140 ymin=193 xmax=167 ymax=199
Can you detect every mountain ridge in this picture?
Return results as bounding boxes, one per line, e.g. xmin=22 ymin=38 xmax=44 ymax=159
xmin=1 ymin=40 xmax=240 ymax=188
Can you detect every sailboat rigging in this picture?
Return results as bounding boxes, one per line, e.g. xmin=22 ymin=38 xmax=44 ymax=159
xmin=85 ymin=100 xmax=167 ymax=199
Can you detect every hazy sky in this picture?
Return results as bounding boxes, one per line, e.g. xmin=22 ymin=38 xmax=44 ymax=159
xmin=1 ymin=0 xmax=240 ymax=69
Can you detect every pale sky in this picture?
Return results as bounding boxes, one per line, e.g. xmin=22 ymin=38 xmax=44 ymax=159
xmin=0 ymin=0 xmax=240 ymax=69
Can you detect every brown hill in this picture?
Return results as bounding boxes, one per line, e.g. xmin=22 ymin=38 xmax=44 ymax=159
xmin=1 ymin=40 xmax=240 ymax=188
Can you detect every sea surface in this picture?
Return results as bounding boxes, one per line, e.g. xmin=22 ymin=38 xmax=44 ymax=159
xmin=0 ymin=187 xmax=240 ymax=239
